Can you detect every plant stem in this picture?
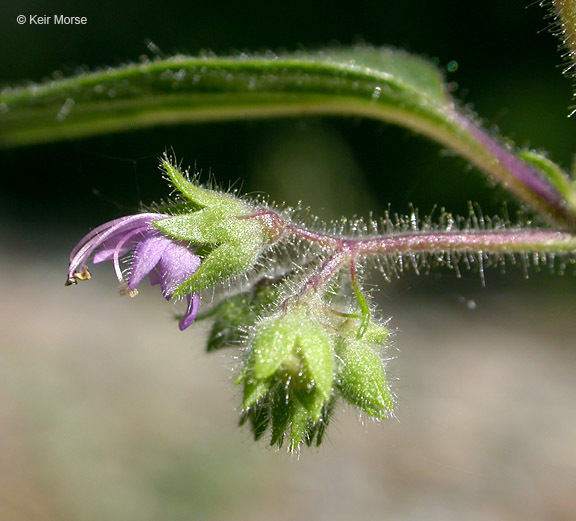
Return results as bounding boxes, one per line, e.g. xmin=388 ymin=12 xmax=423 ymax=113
xmin=349 ymin=259 xmax=371 ymax=339
xmin=254 ymin=209 xmax=576 ymax=258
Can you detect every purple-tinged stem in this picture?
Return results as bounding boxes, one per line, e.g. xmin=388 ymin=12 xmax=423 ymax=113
xmin=280 ymin=252 xmax=347 ymax=311
xmin=453 ymin=112 xmax=576 ymax=227
xmin=252 ymin=209 xmax=576 ymax=258
xmin=308 ymin=252 xmax=347 ymax=291
xmin=352 ymin=229 xmax=576 ymax=257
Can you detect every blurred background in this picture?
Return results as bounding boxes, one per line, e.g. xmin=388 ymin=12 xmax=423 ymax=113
xmin=1 ymin=1 xmax=576 ymax=520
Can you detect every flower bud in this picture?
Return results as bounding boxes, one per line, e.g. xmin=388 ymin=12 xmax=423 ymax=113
xmin=249 ymin=308 xmax=334 ymax=404
xmin=336 ymin=322 xmax=393 ymax=419
xmin=237 ymin=303 xmax=337 ymax=450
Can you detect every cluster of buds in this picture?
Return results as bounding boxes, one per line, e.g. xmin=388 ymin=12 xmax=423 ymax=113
xmin=67 ymin=157 xmax=394 ymax=451
xmin=232 ymin=293 xmax=392 ymax=450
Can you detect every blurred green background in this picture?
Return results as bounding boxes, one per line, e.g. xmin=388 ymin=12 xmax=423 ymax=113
xmin=1 ymin=1 xmax=576 ymax=520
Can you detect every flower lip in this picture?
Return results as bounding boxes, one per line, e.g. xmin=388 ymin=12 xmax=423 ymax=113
xmin=66 ymin=212 xmax=202 ymax=330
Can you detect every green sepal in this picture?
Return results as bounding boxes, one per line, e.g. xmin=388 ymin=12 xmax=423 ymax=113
xmin=269 ymin=390 xmax=314 ymax=451
xmin=162 ymin=159 xmax=247 ymax=211
xmin=242 ymin=376 xmax=272 ymax=409
xmin=173 ymin=233 xmax=266 ymax=295
xmin=270 ymin=389 xmax=291 ymax=446
xmin=293 ymin=387 xmax=325 ymax=421
xmin=337 ymin=339 xmax=394 ymax=418
xmin=250 ymin=316 xmax=298 ymax=379
xmin=288 ymin=401 xmax=312 ymax=452
xmin=298 ymin=325 xmax=334 ymax=402
xmin=239 ymin=405 xmax=270 ymax=441
xmin=305 ymin=398 xmax=335 ymax=447
xmin=154 ymin=210 xmax=262 ymax=244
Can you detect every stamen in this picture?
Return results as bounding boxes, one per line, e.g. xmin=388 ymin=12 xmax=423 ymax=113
xmin=113 ymin=226 xmax=149 ymax=291
xmin=74 ymin=266 xmax=92 ymax=281
xmin=65 ymin=266 xmax=91 ymax=286
xmin=119 ymin=283 xmax=139 ymax=297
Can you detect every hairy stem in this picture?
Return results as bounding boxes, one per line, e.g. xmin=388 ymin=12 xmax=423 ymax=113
xmin=350 ymin=259 xmax=371 ymax=339
xmin=255 ymin=209 xmax=576 ymax=257
xmin=554 ymin=0 xmax=576 ymax=71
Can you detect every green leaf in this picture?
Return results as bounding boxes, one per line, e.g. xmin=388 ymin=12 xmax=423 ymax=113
xmin=519 ymin=150 xmax=576 ymax=209
xmin=3 ymin=46 xmax=575 ymax=223
xmin=0 ymin=47 xmax=450 ymax=148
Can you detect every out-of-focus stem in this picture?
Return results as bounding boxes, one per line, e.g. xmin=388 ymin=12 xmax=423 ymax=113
xmin=554 ymin=0 xmax=576 ymax=66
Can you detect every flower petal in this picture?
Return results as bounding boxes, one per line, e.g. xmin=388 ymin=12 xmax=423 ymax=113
xmin=156 ymin=241 xmax=201 ymax=299
xmin=148 ymin=266 xmax=163 ymax=287
xmin=179 ymin=293 xmax=200 ymax=331
xmin=68 ymin=213 xmax=166 ymax=281
xmin=93 ymin=233 xmax=139 ymax=264
xmin=129 ymin=234 xmax=171 ymax=290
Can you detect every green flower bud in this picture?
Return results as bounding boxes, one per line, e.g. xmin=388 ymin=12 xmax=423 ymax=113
xmin=362 ymin=322 xmax=390 ymax=345
xmin=206 ymin=292 xmax=255 ymax=352
xmin=237 ymin=302 xmax=338 ymax=451
xmin=239 ymin=382 xmax=335 ymax=450
xmin=336 ymin=332 xmax=394 ymax=419
xmin=249 ymin=308 xmax=334 ymax=400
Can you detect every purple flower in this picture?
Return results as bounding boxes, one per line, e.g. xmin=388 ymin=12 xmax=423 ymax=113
xmin=67 ymin=213 xmax=201 ymax=330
